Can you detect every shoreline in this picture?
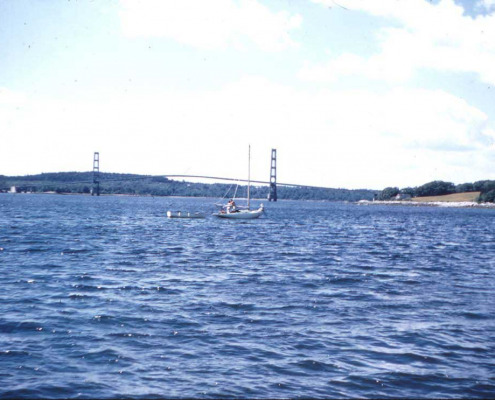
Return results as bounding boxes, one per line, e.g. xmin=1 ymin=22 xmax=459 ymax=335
xmin=357 ymin=200 xmax=495 ymax=209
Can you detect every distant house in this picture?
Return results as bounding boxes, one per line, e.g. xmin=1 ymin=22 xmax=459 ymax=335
xmin=9 ymin=186 xmax=16 ymax=194
xmin=395 ymin=193 xmax=412 ymax=200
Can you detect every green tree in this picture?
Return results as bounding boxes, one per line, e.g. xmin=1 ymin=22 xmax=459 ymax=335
xmin=455 ymin=182 xmax=474 ymax=193
xmin=400 ymin=187 xmax=416 ymax=196
xmin=479 ymin=189 xmax=495 ymax=203
xmin=415 ymin=180 xmax=455 ymax=197
xmin=378 ymin=187 xmax=400 ymax=200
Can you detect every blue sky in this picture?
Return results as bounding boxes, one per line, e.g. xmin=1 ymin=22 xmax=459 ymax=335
xmin=1 ymin=0 xmax=495 ymax=189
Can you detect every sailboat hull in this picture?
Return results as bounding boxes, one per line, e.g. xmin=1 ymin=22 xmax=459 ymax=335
xmin=214 ymin=207 xmax=263 ymax=219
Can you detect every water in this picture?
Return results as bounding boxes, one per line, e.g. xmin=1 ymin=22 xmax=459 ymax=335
xmin=0 ymin=194 xmax=494 ymax=398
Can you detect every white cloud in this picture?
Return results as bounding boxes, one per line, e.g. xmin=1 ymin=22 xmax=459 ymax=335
xmin=0 ymin=88 xmax=27 ymax=147
xmin=2 ymin=78 xmax=493 ymax=188
xmin=119 ymin=0 xmax=301 ymax=51
xmin=305 ymin=0 xmax=495 ymax=84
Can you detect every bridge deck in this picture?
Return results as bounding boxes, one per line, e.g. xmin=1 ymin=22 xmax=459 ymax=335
xmin=162 ymin=175 xmax=331 ymax=189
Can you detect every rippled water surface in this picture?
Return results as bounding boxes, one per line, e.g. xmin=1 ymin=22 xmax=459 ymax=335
xmin=1 ymin=194 xmax=494 ymax=398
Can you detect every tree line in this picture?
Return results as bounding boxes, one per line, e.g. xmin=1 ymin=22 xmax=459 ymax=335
xmin=0 ymin=172 xmax=376 ymax=202
xmin=6 ymin=173 xmax=493 ymax=203
xmin=377 ymin=180 xmax=495 ymax=202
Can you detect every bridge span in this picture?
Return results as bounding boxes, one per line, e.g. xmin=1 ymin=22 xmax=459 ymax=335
xmin=162 ymin=175 xmax=332 ymax=190
xmin=90 ymin=150 xmax=333 ymax=198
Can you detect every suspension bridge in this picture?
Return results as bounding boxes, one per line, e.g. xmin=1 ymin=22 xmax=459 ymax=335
xmin=90 ymin=150 xmax=332 ymax=200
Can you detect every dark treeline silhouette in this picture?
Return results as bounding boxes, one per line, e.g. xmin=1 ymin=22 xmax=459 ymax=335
xmin=0 ymin=172 xmax=375 ymax=202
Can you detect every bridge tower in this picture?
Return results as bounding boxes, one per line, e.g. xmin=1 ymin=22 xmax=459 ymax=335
xmin=268 ymin=148 xmax=277 ymax=202
xmin=92 ymin=152 xmax=100 ymax=196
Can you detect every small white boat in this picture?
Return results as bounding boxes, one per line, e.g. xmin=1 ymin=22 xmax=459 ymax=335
xmin=213 ymin=145 xmax=264 ymax=220
xmin=167 ymin=211 xmax=206 ymax=219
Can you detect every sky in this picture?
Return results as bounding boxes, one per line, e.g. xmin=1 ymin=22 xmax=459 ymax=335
xmin=1 ymin=0 xmax=495 ymax=190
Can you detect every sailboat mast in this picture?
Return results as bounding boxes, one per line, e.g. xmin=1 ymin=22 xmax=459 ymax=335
xmin=247 ymin=145 xmax=251 ymax=210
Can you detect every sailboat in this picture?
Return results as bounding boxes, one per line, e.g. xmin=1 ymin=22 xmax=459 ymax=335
xmin=213 ymin=146 xmax=264 ymax=219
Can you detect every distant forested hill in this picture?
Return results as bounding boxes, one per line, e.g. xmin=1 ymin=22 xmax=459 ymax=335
xmin=0 ymin=172 xmax=375 ymax=202
xmin=376 ymin=179 xmax=495 ymax=203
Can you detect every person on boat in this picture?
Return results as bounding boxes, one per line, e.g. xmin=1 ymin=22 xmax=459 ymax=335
xmin=227 ymin=199 xmax=236 ymax=213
